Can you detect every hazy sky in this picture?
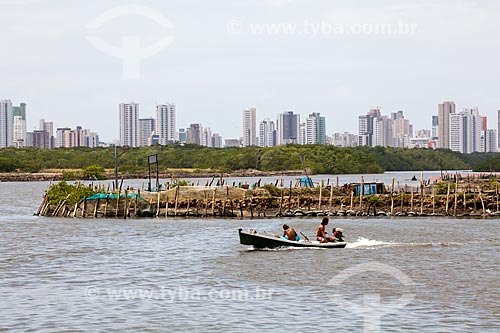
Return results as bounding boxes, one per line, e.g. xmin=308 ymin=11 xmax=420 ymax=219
xmin=1 ymin=0 xmax=499 ymax=142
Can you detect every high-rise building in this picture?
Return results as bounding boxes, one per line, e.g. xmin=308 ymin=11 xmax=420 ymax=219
xmin=186 ymin=123 xmax=201 ymax=145
xmin=306 ymin=112 xmax=326 ymax=144
xmin=431 ymin=115 xmax=439 ymax=139
xmin=391 ymin=111 xmax=411 ymax=148
xmin=119 ymin=102 xmax=139 ymax=147
xmin=25 ymin=130 xmax=49 ymax=149
xmin=12 ymin=103 xmax=27 ymax=147
xmin=332 ymin=132 xmax=358 ymax=147
xmin=211 ymin=133 xmax=222 ymax=148
xmin=139 ymin=118 xmax=155 ymax=147
xmin=39 ymin=119 xmax=54 ymax=148
xmin=438 ymin=101 xmax=455 ymax=149
xmin=358 ymin=108 xmax=380 ymax=147
xmin=242 ymin=107 xmax=257 ymax=147
xmin=449 ymin=108 xmax=482 ymax=154
xmin=497 ymin=110 xmax=500 ymax=150
xmin=0 ymin=99 xmax=13 ymax=148
xmin=484 ymin=129 xmax=497 ymax=153
xmin=373 ymin=116 xmax=392 ymax=147
xmin=156 ymin=103 xmax=175 ymax=145
xmin=55 ymin=127 xmax=71 ymax=148
xmin=202 ymin=127 xmax=212 ymax=147
xmin=178 ymin=128 xmax=186 ymax=143
xmin=258 ymin=119 xmax=276 ymax=147
xmin=299 ymin=122 xmax=306 ymax=145
xmin=277 ymin=111 xmax=300 ymax=145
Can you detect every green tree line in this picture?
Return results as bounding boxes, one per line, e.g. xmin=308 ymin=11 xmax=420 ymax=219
xmin=0 ymin=144 xmax=497 ymax=174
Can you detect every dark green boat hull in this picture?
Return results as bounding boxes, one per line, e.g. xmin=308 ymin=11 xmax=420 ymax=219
xmin=238 ymin=229 xmax=347 ymax=249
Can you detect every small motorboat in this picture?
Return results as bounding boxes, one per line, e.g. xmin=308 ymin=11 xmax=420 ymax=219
xmin=238 ymin=229 xmax=348 ymax=249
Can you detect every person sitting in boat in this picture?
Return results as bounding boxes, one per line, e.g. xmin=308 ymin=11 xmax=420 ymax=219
xmin=333 ymin=228 xmax=344 ymax=242
xmin=282 ymin=224 xmax=300 ymax=241
xmin=316 ymin=218 xmax=336 ymax=243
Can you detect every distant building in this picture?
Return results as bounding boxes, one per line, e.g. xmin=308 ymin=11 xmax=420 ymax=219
xmin=156 ymin=103 xmax=175 ymax=145
xmin=483 ymin=129 xmax=497 ymax=153
xmin=186 ymin=123 xmax=201 ymax=145
xmin=306 ymin=112 xmax=326 ymax=144
xmin=26 ymin=130 xmax=50 ymax=149
xmin=258 ymin=119 xmax=276 ymax=147
xmin=358 ymin=108 xmax=380 ymax=146
xmin=449 ymin=108 xmax=482 ymax=154
xmin=277 ymin=111 xmax=300 ymax=144
xmin=242 ymin=107 xmax=257 ymax=147
xmin=39 ymin=119 xmax=54 ymax=148
xmin=178 ymin=128 xmax=186 ymax=143
xmin=332 ymin=132 xmax=358 ymax=147
xmin=12 ymin=103 xmax=27 ymax=148
xmin=438 ymin=101 xmax=455 ymax=149
xmin=0 ymin=99 xmax=13 ymax=148
xmin=139 ymin=118 xmax=155 ymax=147
xmin=298 ymin=122 xmax=306 ymax=145
xmin=211 ymin=133 xmax=222 ymax=148
xmin=431 ymin=115 xmax=438 ymax=139
xmin=202 ymin=127 xmax=212 ymax=147
xmin=224 ymin=139 xmax=240 ymax=147
xmin=119 ymin=102 xmax=139 ymax=147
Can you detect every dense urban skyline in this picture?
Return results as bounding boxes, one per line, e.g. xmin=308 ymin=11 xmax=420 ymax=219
xmin=2 ymin=1 xmax=499 ymax=142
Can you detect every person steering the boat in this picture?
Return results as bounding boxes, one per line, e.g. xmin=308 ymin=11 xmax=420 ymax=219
xmin=282 ymin=224 xmax=300 ymax=241
xmin=316 ymin=217 xmax=336 ymax=243
xmin=333 ymin=228 xmax=344 ymax=242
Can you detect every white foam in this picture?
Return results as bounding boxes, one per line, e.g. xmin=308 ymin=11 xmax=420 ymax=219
xmin=346 ymin=237 xmax=401 ymax=249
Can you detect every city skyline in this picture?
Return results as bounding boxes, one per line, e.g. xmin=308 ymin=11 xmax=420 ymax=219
xmin=1 ymin=1 xmax=499 ymax=142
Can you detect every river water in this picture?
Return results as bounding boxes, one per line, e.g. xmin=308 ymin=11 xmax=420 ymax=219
xmin=0 ymin=178 xmax=499 ymax=332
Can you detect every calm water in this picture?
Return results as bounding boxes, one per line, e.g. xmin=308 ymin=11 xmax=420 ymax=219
xmin=0 ymin=180 xmax=499 ymax=332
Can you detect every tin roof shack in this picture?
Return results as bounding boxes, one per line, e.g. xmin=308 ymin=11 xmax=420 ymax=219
xmin=350 ymin=182 xmax=386 ymax=196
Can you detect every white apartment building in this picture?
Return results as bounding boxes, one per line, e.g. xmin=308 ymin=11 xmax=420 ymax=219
xmin=0 ymin=99 xmax=13 ymax=148
xmin=139 ymin=118 xmax=155 ymax=147
xmin=156 ymin=103 xmax=175 ymax=145
xmin=242 ymin=107 xmax=257 ymax=147
xmin=119 ymin=102 xmax=139 ymax=147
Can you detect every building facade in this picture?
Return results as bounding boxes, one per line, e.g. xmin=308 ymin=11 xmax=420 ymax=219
xmin=156 ymin=103 xmax=175 ymax=145
xmin=0 ymin=99 xmax=13 ymax=148
xmin=242 ymin=107 xmax=257 ymax=147
xmin=277 ymin=111 xmax=300 ymax=145
xmin=119 ymin=102 xmax=139 ymax=147
xmin=437 ymin=101 xmax=455 ymax=149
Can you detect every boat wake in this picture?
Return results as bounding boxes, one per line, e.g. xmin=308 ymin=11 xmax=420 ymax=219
xmin=346 ymin=237 xmax=403 ymax=249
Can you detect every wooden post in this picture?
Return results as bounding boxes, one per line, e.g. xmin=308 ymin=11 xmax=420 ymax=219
xmin=410 ymin=190 xmax=414 ymax=212
xmin=156 ymin=191 xmax=160 ymax=218
xmin=73 ymin=202 xmax=78 ymax=218
xmin=420 ymin=172 xmax=424 ymax=215
xmin=115 ymin=190 xmax=120 ymax=217
xmin=391 ymin=177 xmax=395 ymax=194
xmin=359 ymin=176 xmax=364 ymax=210
xmin=104 ymin=195 xmax=109 ymax=217
xmin=34 ymin=193 xmax=48 ymax=216
xmin=478 ymin=186 xmax=486 ymax=215
xmin=445 ymin=181 xmax=451 ymax=215
xmin=350 ymin=191 xmax=354 ymax=210
xmin=93 ymin=197 xmax=100 ymax=218
xmin=318 ymin=180 xmax=323 ymax=210
xmin=186 ymin=199 xmax=191 ymax=217
xmin=400 ymin=191 xmax=404 ymax=212
xmin=328 ymin=183 xmax=334 ymax=213
xmin=211 ymin=187 xmax=216 ymax=217
xmin=82 ymin=197 xmax=87 ymax=218
xmin=279 ymin=187 xmax=283 ymax=215
xmin=249 ymin=197 xmax=254 ymax=218
xmin=134 ymin=192 xmax=138 ymax=217
xmin=165 ymin=195 xmax=169 ymax=219
xmin=453 ymin=177 xmax=458 ymax=216
xmin=288 ymin=181 xmax=293 ymax=210
xmin=432 ymin=186 xmax=435 ymax=215
xmin=463 ymin=188 xmax=467 ymax=214
xmin=336 ymin=176 xmax=339 ymax=189
xmin=124 ymin=190 xmax=128 ymax=219
xmin=390 ymin=193 xmax=394 ymax=216
xmin=496 ymin=181 xmax=499 ymax=212
xmin=174 ymin=186 xmax=180 ymax=217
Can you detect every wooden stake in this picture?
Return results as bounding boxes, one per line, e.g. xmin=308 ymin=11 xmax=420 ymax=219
xmin=156 ymin=191 xmax=160 ymax=218
xmin=445 ymin=182 xmax=451 ymax=215
xmin=328 ymin=183 xmax=334 ymax=213
xmin=211 ymin=187 xmax=216 ymax=217
xmin=318 ymin=180 xmax=323 ymax=210
xmin=174 ymin=186 xmax=180 ymax=216
xmin=104 ymin=195 xmax=109 ymax=217
xmin=453 ymin=177 xmax=458 ymax=216
xmin=124 ymin=190 xmax=128 ymax=219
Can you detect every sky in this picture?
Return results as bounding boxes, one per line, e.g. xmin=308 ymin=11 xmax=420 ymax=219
xmin=1 ymin=0 xmax=499 ymax=142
